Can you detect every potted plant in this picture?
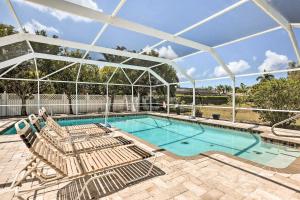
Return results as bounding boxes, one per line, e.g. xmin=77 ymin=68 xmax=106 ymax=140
xmin=212 ymin=113 xmax=220 ymax=120
xmin=195 ymin=108 xmax=203 ymax=118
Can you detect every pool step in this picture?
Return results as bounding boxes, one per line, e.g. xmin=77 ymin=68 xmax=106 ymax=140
xmin=265 ymin=154 xmax=295 ymax=168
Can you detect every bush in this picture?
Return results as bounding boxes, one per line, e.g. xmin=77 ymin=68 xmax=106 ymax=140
xmin=176 ymin=95 xmax=228 ymax=105
xmin=249 ymin=78 xmax=300 ymax=126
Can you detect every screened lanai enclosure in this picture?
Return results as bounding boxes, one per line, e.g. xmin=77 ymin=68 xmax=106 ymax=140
xmin=0 ymin=0 xmax=300 ymax=126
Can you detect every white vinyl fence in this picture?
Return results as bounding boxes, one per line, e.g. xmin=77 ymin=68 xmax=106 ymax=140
xmin=0 ymin=92 xmax=140 ymax=116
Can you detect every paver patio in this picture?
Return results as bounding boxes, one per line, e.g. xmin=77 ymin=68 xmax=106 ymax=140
xmin=0 ymin=115 xmax=300 ymax=199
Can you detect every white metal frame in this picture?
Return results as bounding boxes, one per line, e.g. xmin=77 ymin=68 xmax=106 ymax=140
xmin=0 ymin=0 xmax=299 ymax=120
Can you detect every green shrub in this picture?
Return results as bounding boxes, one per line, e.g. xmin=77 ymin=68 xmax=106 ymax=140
xmin=175 ymin=94 xmax=229 ymax=105
xmin=249 ymin=78 xmax=300 ymax=126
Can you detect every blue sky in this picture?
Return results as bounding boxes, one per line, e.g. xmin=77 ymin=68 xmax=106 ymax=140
xmin=0 ymin=0 xmax=299 ymax=88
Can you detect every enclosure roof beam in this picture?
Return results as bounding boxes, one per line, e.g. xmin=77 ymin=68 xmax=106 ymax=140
xmin=22 ymin=33 xmax=170 ymax=65
xmin=148 ymin=68 xmax=168 ymax=86
xmin=118 ymin=0 xmax=248 ymax=75
xmin=25 ymin=0 xmax=211 ymax=52
xmin=132 ymin=71 xmax=147 ymax=85
xmin=252 ymin=0 xmax=289 ymax=30
xmin=40 ymin=63 xmax=77 ymax=80
xmin=6 ymin=0 xmax=39 ymax=80
xmin=0 ymin=32 xmax=171 ymax=68
xmin=174 ymin=26 xmax=282 ymax=61
xmin=33 ymin=53 xmax=148 ymax=71
xmin=75 ymin=0 xmax=127 ymax=83
xmin=0 ymin=76 xmax=151 ymax=87
xmin=170 ymin=62 xmax=194 ymax=83
xmin=0 ymin=53 xmax=34 ymax=70
xmin=292 ymin=23 xmax=300 ymax=28
xmin=252 ymin=0 xmax=300 ymax=62
xmin=25 ymin=0 xmax=235 ymax=80
xmin=0 ymin=60 xmax=24 ymax=77
xmin=0 ymin=33 xmax=24 ymax=47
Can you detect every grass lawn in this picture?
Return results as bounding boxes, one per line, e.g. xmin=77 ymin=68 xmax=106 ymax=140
xmin=173 ymin=104 xmax=300 ymax=129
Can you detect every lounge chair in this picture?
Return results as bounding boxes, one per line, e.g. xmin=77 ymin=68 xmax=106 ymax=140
xmin=39 ymin=107 xmax=111 ymax=133
xmin=29 ymin=113 xmax=107 ymax=141
xmin=36 ymin=109 xmax=110 ymax=140
xmin=29 ymin=114 xmax=133 ymax=155
xmin=12 ymin=120 xmax=156 ymax=199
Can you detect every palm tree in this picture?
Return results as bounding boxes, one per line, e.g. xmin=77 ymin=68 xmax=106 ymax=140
xmin=256 ymin=70 xmax=274 ymax=82
xmin=216 ymin=85 xmax=225 ymax=94
xmin=288 ymin=61 xmax=300 ymax=80
xmin=224 ymin=85 xmax=232 ymax=94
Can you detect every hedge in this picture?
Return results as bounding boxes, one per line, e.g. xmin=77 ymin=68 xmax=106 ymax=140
xmin=175 ymin=95 xmax=229 ymax=105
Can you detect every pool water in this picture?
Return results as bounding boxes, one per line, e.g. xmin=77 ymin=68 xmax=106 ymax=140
xmin=3 ymin=115 xmax=300 ymax=168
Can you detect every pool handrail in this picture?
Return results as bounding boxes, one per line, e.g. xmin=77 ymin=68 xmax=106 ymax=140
xmin=271 ymin=113 xmax=300 ymax=136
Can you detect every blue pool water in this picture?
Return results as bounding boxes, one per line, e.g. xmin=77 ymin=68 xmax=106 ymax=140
xmin=3 ymin=115 xmax=299 ymax=168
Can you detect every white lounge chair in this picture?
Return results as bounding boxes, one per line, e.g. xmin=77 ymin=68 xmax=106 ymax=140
xmin=12 ymin=119 xmax=156 ymax=200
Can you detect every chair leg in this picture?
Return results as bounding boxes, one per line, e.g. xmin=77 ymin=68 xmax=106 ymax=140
xmin=11 ymin=158 xmax=39 ymax=188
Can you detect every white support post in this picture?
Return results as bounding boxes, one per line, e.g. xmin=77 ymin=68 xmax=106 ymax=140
xmin=150 ymin=86 xmax=152 ymax=112
xmin=75 ymin=82 xmax=78 ymax=115
xmin=131 ymin=84 xmax=134 ymax=112
xmin=232 ymin=77 xmax=236 ymax=123
xmin=167 ymin=85 xmax=170 ymax=115
xmin=148 ymin=72 xmax=152 ymax=112
xmin=37 ymin=80 xmax=40 ymax=112
xmin=34 ymin=58 xmax=39 ymax=113
xmin=192 ymin=80 xmax=196 ymax=117
xmin=288 ymin=26 xmax=300 ymax=63
xmin=105 ymin=83 xmax=109 ymax=125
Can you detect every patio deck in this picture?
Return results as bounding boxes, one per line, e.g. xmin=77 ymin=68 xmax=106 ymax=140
xmin=0 ymin=115 xmax=300 ymax=199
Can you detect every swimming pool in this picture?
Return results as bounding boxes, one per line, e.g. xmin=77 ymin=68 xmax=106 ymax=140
xmin=3 ymin=115 xmax=300 ymax=168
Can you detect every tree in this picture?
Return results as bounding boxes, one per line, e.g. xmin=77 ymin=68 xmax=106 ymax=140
xmin=0 ymin=23 xmax=179 ymax=114
xmin=216 ymin=85 xmax=225 ymax=94
xmin=249 ymin=78 xmax=300 ymax=126
xmin=102 ymin=47 xmax=179 ymax=110
xmin=288 ymin=61 xmax=300 ymax=80
xmin=53 ymin=50 xmax=86 ymax=114
xmin=3 ymin=60 xmax=55 ymax=115
xmin=0 ymin=24 xmax=16 ymax=37
xmin=256 ymin=70 xmax=274 ymax=82
xmin=0 ymin=24 xmax=57 ymax=115
xmin=224 ymin=85 xmax=232 ymax=93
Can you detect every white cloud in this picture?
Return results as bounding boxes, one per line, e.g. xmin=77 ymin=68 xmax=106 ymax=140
xmin=13 ymin=0 xmax=102 ymax=22
xmin=153 ymin=45 xmax=178 ymax=59
xmin=214 ymin=60 xmax=250 ymax=77
xmin=252 ymin=56 xmax=257 ymax=61
xmin=258 ymin=50 xmax=289 ymax=72
xmin=186 ymin=67 xmax=196 ymax=77
xmin=176 ymin=67 xmax=199 ymax=80
xmin=202 ymin=70 xmax=209 ymax=77
xmin=23 ymin=19 xmax=60 ymax=34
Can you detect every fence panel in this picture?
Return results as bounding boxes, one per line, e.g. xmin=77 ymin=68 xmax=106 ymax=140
xmin=0 ymin=92 xmax=140 ymax=116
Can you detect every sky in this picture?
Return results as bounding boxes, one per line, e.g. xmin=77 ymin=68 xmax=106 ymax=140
xmin=0 ymin=0 xmax=300 ymax=88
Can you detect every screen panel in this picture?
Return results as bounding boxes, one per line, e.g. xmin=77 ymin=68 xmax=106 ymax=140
xmin=181 ymin=1 xmax=278 ymax=47
xmin=117 ymin=0 xmax=239 ymax=34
